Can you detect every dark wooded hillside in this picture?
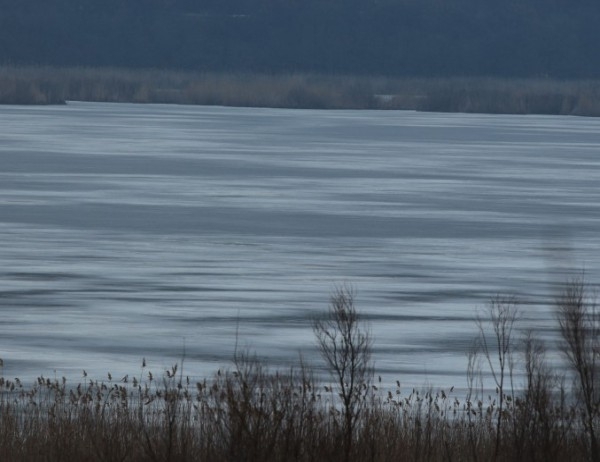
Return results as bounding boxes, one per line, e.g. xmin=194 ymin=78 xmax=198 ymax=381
xmin=1 ymin=0 xmax=599 ymax=77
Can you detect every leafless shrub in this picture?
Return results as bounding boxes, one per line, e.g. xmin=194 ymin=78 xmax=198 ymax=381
xmin=313 ymin=286 xmax=373 ymax=462
xmin=557 ymin=278 xmax=600 ymax=462
xmin=511 ymin=331 xmax=570 ymax=462
xmin=475 ymin=296 xmax=519 ymax=461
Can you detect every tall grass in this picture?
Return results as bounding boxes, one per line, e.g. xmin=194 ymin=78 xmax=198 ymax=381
xmin=0 ymin=280 xmax=598 ymax=461
xmin=2 ymin=66 xmax=600 ymax=115
xmin=0 ymin=357 xmax=584 ymax=461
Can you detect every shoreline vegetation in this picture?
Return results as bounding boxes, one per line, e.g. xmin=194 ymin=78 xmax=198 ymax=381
xmin=2 ymin=66 xmax=600 ymax=116
xmin=1 ymin=281 xmax=599 ymax=461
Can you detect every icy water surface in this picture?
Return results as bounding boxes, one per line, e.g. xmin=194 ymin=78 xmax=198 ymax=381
xmin=1 ymin=102 xmax=599 ymax=390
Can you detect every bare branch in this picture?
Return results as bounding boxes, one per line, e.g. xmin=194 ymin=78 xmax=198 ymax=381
xmin=312 ymin=285 xmax=373 ymax=462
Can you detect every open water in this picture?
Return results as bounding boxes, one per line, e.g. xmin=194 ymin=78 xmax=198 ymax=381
xmin=1 ymin=102 xmax=599 ymax=390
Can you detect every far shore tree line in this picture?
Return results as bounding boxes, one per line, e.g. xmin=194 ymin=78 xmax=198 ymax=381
xmin=2 ymin=66 xmax=600 ymax=116
xmin=0 ymin=278 xmax=598 ymax=461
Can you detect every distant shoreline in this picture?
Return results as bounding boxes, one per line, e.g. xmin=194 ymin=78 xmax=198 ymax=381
xmin=2 ymin=66 xmax=600 ymax=116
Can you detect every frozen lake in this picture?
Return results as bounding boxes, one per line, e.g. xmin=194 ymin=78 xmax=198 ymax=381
xmin=1 ymin=102 xmax=599 ymax=390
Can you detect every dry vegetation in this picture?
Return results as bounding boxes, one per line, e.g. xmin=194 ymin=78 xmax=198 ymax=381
xmin=0 ymin=281 xmax=599 ymax=461
xmin=2 ymin=66 xmax=600 ymax=116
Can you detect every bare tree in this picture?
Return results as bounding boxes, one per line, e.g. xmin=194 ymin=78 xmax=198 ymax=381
xmin=556 ymin=278 xmax=600 ymax=462
xmin=313 ymin=286 xmax=373 ymax=462
xmin=515 ymin=331 xmax=568 ymax=462
xmin=476 ymin=296 xmax=519 ymax=461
